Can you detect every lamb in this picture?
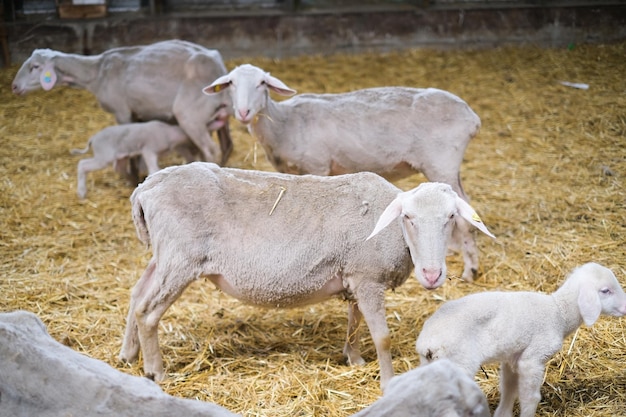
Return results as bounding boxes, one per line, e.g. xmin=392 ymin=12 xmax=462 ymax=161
xmin=415 ymin=262 xmax=626 ymax=417
xmin=70 ymin=120 xmax=213 ymax=199
xmin=202 ymin=63 xmax=484 ymax=281
xmin=119 ymin=162 xmax=495 ymax=391
xmin=12 ymin=39 xmax=233 ymax=170
xmin=352 ymin=359 xmax=490 ymax=417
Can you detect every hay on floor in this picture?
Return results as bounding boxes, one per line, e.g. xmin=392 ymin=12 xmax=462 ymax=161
xmin=1 ymin=42 xmax=625 ymax=416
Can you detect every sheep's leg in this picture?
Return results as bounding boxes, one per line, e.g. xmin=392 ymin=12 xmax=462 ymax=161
xmin=493 ymin=362 xmax=518 ymax=417
xmin=134 ymin=265 xmax=193 ymax=381
xmin=175 ymin=114 xmax=220 ymax=164
xmin=453 ymin=217 xmax=479 ymax=281
xmin=76 ymin=157 xmax=110 ymax=199
xmin=114 ymin=157 xmax=141 ymax=185
xmin=354 ymin=282 xmax=393 ymax=391
xmin=216 ymin=120 xmax=233 ymax=165
xmin=141 ymin=151 xmax=161 ymax=175
xmin=514 ymin=360 xmax=544 ymax=417
xmin=119 ymin=259 xmax=157 ymax=363
xmin=343 ymin=302 xmax=365 ymax=366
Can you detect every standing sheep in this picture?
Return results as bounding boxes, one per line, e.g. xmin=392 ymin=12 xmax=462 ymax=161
xmin=415 ymin=262 xmax=626 ymax=417
xmin=351 ymin=359 xmax=490 ymax=417
xmin=119 ymin=162 xmax=495 ymax=391
xmin=12 ymin=40 xmax=233 ymax=170
xmin=71 ymin=120 xmax=211 ymax=199
xmin=203 ymin=64 xmax=484 ymax=281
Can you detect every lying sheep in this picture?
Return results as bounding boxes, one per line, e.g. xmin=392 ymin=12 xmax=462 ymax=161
xmin=416 ymin=262 xmax=626 ymax=417
xmin=71 ymin=120 xmax=206 ymax=199
xmin=119 ymin=162 xmax=494 ymax=391
xmin=203 ymin=64 xmax=484 ymax=281
xmin=0 ymin=310 xmax=240 ymax=417
xmin=352 ymin=359 xmax=490 ymax=417
xmin=12 ymin=40 xmax=233 ymax=171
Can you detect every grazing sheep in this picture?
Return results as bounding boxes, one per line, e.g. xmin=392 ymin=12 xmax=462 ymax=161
xmin=415 ymin=262 xmax=626 ymax=417
xmin=203 ymin=64 xmax=484 ymax=281
xmin=12 ymin=40 xmax=233 ymax=169
xmin=352 ymin=359 xmax=490 ymax=417
xmin=119 ymin=162 xmax=494 ymax=391
xmin=71 ymin=121 xmax=206 ymax=199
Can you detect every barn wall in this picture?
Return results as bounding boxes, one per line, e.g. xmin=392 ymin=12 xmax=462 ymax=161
xmin=2 ymin=1 xmax=625 ymax=66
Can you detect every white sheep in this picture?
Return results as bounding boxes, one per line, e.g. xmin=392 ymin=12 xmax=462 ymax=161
xmin=70 ymin=120 xmax=214 ymax=199
xmin=202 ymin=63 xmax=484 ymax=281
xmin=352 ymin=359 xmax=490 ymax=417
xmin=12 ymin=40 xmax=233 ymax=171
xmin=119 ymin=162 xmax=494 ymax=391
xmin=415 ymin=262 xmax=626 ymax=417
xmin=0 ymin=310 xmax=241 ymax=417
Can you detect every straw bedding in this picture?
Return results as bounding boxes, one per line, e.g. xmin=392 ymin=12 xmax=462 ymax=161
xmin=1 ymin=42 xmax=625 ymax=416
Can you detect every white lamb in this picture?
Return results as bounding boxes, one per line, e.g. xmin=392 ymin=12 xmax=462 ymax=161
xmin=352 ymin=359 xmax=490 ymax=417
xmin=71 ymin=120 xmax=208 ymax=199
xmin=119 ymin=162 xmax=495 ymax=391
xmin=203 ymin=63 xmax=484 ymax=281
xmin=415 ymin=262 xmax=626 ymax=417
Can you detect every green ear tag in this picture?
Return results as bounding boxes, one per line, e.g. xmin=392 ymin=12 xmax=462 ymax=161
xmin=472 ymin=212 xmax=482 ymax=223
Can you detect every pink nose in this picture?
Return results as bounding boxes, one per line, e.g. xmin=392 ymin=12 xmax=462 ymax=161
xmin=237 ymin=108 xmax=250 ymax=121
xmin=422 ymin=268 xmax=442 ymax=287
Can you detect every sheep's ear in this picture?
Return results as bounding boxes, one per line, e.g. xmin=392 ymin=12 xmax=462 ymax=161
xmin=578 ymin=285 xmax=602 ymax=326
xmin=366 ymin=194 xmax=404 ymax=241
xmin=455 ymin=196 xmax=495 ymax=239
xmin=40 ymin=61 xmax=57 ymax=91
xmin=264 ymin=73 xmax=297 ymax=96
xmin=203 ymin=74 xmax=231 ymax=95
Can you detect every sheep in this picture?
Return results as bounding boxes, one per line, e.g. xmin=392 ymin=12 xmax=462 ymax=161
xmin=119 ymin=162 xmax=495 ymax=391
xmin=12 ymin=39 xmax=234 ymax=172
xmin=415 ymin=262 xmax=626 ymax=417
xmin=70 ymin=120 xmax=216 ymax=199
xmin=0 ymin=310 xmax=241 ymax=417
xmin=352 ymin=359 xmax=490 ymax=417
xmin=202 ymin=63 xmax=484 ymax=282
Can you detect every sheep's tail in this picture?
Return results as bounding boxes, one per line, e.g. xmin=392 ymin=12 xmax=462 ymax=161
xmin=70 ymin=137 xmax=92 ymax=155
xmin=130 ymin=190 xmax=151 ymax=247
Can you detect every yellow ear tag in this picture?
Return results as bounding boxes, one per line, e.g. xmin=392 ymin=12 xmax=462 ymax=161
xmin=472 ymin=212 xmax=482 ymax=223
xmin=213 ymin=84 xmax=221 ymax=92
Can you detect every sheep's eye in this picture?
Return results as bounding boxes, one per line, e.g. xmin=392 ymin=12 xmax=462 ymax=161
xmin=448 ymin=213 xmax=455 ymax=221
xmin=600 ymin=288 xmax=612 ymax=295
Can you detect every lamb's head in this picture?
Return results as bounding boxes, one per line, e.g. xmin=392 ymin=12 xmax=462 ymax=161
xmin=203 ymin=64 xmax=296 ymax=124
xmin=367 ymin=182 xmax=495 ymax=290
xmin=12 ymin=49 xmax=61 ymax=95
xmin=571 ymin=262 xmax=626 ymax=326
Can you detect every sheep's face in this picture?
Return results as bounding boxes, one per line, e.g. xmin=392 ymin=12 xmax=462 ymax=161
xmin=595 ymin=271 xmax=626 ymax=318
xmin=12 ymin=50 xmax=55 ymax=95
xmin=367 ymin=182 xmax=494 ymax=290
xmin=203 ymin=64 xmax=296 ymax=125
xmin=400 ymin=184 xmax=458 ymax=290
xmin=575 ymin=262 xmax=626 ymax=326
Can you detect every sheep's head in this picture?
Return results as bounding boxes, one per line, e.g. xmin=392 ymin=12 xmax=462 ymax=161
xmin=367 ymin=182 xmax=495 ymax=290
xmin=203 ymin=64 xmax=296 ymax=125
xmin=12 ymin=49 xmax=60 ymax=95
xmin=574 ymin=262 xmax=626 ymax=326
